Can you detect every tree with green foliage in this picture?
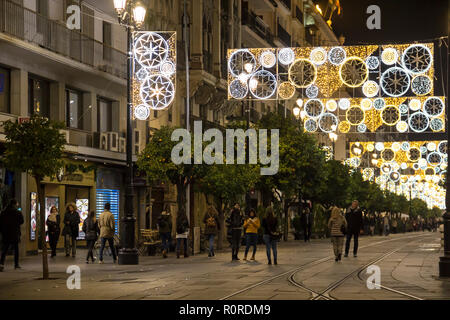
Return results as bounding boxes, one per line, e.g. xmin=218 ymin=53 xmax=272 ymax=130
xmin=315 ymin=160 xmax=351 ymax=208
xmin=409 ymin=198 xmax=428 ymax=218
xmin=2 ymin=115 xmax=66 ymax=279
xmin=428 ymin=206 xmax=443 ymax=218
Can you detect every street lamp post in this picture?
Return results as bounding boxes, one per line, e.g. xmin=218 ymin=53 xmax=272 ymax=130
xmin=113 ymin=0 xmax=146 ymax=265
xmin=328 ymin=131 xmax=338 ymax=160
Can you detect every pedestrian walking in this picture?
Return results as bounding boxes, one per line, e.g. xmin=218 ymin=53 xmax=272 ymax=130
xmin=158 ymin=210 xmax=172 ymax=258
xmin=203 ymin=206 xmax=220 ymax=258
xmin=383 ymin=215 xmax=390 ymax=236
xmin=62 ymin=203 xmax=80 ymax=258
xmin=344 ymin=200 xmax=363 ymax=258
xmin=0 ymin=199 xmax=24 ymax=271
xmin=369 ymin=214 xmax=375 ymax=236
xmin=176 ymin=211 xmax=190 ymax=258
xmin=328 ymin=207 xmax=347 ymax=262
xmin=391 ymin=217 xmax=398 ymax=234
xmin=243 ymin=208 xmax=260 ymax=261
xmin=301 ymin=208 xmax=312 ymax=242
xmin=82 ymin=211 xmax=99 ymax=264
xmin=98 ymin=203 xmax=117 ymax=263
xmin=46 ymin=206 xmax=60 ymax=258
xmin=262 ymin=207 xmax=279 ymax=265
xmin=228 ymin=203 xmax=243 ymax=261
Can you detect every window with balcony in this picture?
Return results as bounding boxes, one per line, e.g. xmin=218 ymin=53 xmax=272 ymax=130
xmin=0 ymin=67 xmax=10 ymax=113
xmin=28 ymin=77 xmax=50 ymax=118
xmin=66 ymin=88 xmax=83 ymax=129
xmin=97 ymin=98 xmax=112 ymax=133
xmin=37 ymin=0 xmax=48 ymax=34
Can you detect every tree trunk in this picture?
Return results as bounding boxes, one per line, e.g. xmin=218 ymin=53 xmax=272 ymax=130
xmin=216 ymin=198 xmax=224 ymax=250
xmin=35 ymin=176 xmax=49 ymax=280
xmin=283 ymin=201 xmax=289 ymax=241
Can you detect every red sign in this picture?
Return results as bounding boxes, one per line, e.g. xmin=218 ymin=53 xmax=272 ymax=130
xmin=18 ymin=117 xmax=30 ymax=124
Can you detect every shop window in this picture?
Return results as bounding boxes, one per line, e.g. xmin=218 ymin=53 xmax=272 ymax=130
xmin=0 ymin=67 xmax=10 ymax=113
xmin=96 ymin=189 xmax=119 ymax=235
xmin=29 ymin=77 xmax=50 ymax=118
xmin=66 ymin=88 xmax=83 ymax=129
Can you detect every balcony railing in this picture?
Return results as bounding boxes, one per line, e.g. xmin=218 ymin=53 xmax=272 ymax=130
xmin=0 ymin=0 xmax=126 ymax=79
xmin=277 ymin=23 xmax=291 ymax=46
xmin=242 ymin=8 xmax=275 ymax=46
xmin=296 ymin=6 xmax=303 ymax=24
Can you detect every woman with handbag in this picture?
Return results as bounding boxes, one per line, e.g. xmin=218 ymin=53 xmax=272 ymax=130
xmin=327 ymin=207 xmax=347 ymax=262
xmin=82 ymin=211 xmax=99 ymax=264
xmin=262 ymin=207 xmax=279 ymax=265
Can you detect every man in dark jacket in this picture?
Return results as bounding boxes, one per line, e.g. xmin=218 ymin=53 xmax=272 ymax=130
xmin=158 ymin=210 xmax=172 ymax=258
xmin=301 ymin=208 xmax=313 ymax=242
xmin=0 ymin=199 xmax=24 ymax=271
xmin=63 ymin=203 xmax=80 ymax=257
xmin=344 ymin=200 xmax=363 ymax=258
xmin=227 ymin=203 xmax=243 ymax=261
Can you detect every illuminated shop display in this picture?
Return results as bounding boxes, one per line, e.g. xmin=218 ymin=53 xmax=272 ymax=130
xmin=96 ymin=189 xmax=120 ymax=235
xmin=30 ymin=192 xmax=37 ymax=241
xmin=76 ymin=199 xmax=89 ymax=240
xmin=132 ymin=31 xmax=176 ymax=119
xmin=227 ymin=43 xmax=434 ymax=100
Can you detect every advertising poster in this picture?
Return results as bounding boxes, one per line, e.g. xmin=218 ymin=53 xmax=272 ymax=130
xmin=30 ymin=192 xmax=37 ymax=240
xmin=76 ymin=199 xmax=89 ymax=240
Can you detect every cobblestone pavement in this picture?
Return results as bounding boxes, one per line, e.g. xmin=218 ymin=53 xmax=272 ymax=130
xmin=0 ymin=232 xmax=449 ymax=300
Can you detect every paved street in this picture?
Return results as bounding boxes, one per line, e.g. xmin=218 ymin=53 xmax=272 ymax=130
xmin=0 ymin=232 xmax=449 ymax=300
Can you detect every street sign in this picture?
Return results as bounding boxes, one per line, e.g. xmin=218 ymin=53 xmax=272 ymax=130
xmin=18 ymin=117 xmax=30 ymax=124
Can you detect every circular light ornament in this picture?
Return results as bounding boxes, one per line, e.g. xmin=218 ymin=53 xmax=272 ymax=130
xmin=423 ymin=97 xmax=444 ymax=117
xmin=304 ymin=99 xmax=324 ymax=118
xmin=134 ymin=32 xmax=169 ymax=69
xmin=409 ymin=111 xmax=429 ymax=133
xmin=363 ymin=168 xmax=374 ymax=180
xmin=357 ymin=124 xmax=367 ymax=132
xmin=338 ymin=121 xmax=351 ymax=133
xmin=362 ymin=80 xmax=379 ymax=97
xmin=140 ymin=75 xmax=175 ymax=110
xmin=381 ymin=148 xmax=395 ymax=162
xmin=360 ymin=98 xmax=373 ymax=111
xmin=420 ymin=146 xmax=428 ymax=154
xmin=134 ymin=104 xmax=150 ymax=120
xmin=259 ymin=50 xmax=276 ymax=68
xmin=401 ymin=142 xmax=410 ymax=151
xmin=392 ymin=142 xmax=401 ymax=152
xmin=278 ymin=48 xmax=295 ymax=65
xmin=160 ymin=61 xmax=175 ymax=76
xmin=289 ymin=59 xmax=317 ymax=88
xmin=381 ymin=48 xmax=399 ymax=65
xmin=440 ymin=170 xmax=447 ymax=180
xmin=375 ymin=142 xmax=385 ymax=152
xmin=367 ymin=143 xmax=375 ymax=152
xmin=339 ymin=98 xmax=351 ymax=110
xmin=310 ymin=47 xmax=327 ymax=65
xmin=306 ymin=85 xmax=319 ymax=98
xmin=412 ymin=163 xmax=420 ymax=171
xmin=401 ymin=162 xmax=408 ymax=170
xmin=407 ymin=147 xmax=421 ymax=162
xmin=381 ymin=163 xmax=392 ymax=174
xmin=135 ymin=68 xmax=149 ymax=81
xmin=401 ymin=44 xmax=433 ymax=74
xmin=438 ymin=141 xmax=447 ymax=155
xmin=427 ymin=142 xmax=437 ymax=152
xmin=366 ymin=56 xmax=380 ymax=70
xmin=228 ymin=49 xmax=257 ymax=77
xmin=326 ymin=100 xmax=338 ymax=112
xmin=427 ymin=152 xmax=442 ymax=166
xmin=373 ymin=98 xmax=385 ymax=110
xmin=249 ymin=70 xmax=277 ymax=99
xmin=418 ymin=158 xmax=428 ymax=169
xmin=381 ymin=105 xmax=400 ymax=126
xmin=346 ymin=105 xmax=365 ymax=125
xmin=399 ymin=104 xmax=409 ymax=114
xmin=318 ymin=113 xmax=339 ymax=133
xmin=296 ymin=99 xmax=303 ymax=108
xmin=278 ymin=81 xmax=296 ymax=99
xmin=328 ymin=47 xmax=346 ymax=65
xmin=411 ymin=75 xmax=432 ymax=96
xmin=304 ymin=119 xmax=318 ymax=132
xmin=390 ymin=171 xmax=400 ymax=182
xmin=380 ymin=67 xmax=410 ymax=97
xmin=409 ymin=98 xmax=421 ymax=111
xmin=339 ymin=56 xmax=369 ymax=87
xmin=430 ymin=118 xmax=444 ymax=132
xmin=229 ymin=79 xmax=248 ymax=99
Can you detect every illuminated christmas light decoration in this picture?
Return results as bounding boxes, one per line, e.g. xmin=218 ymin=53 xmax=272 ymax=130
xmin=259 ymin=50 xmax=277 ymax=68
xmin=278 ymin=81 xmax=296 ymax=99
xmin=381 ymin=48 xmax=398 ymax=65
xmin=401 ymin=44 xmax=433 ymax=75
xmin=289 ymin=59 xmax=317 ymax=88
xmin=392 ymin=142 xmax=401 ymax=152
xmin=373 ymin=98 xmax=385 ymax=110
xmin=381 ymin=148 xmax=395 ymax=161
xmin=140 ymin=75 xmax=175 ymax=110
xmin=363 ymin=168 xmax=375 ymax=180
xmin=328 ymin=47 xmax=346 ymax=65
xmin=339 ymin=98 xmax=351 ymax=110
xmin=362 ymin=80 xmax=379 ymax=97
xmin=375 ymin=142 xmax=385 ymax=151
xmin=304 ymin=99 xmax=324 ymax=118
xmin=229 ymin=79 xmax=248 ymax=99
xmin=401 ymin=162 xmax=408 ymax=170
xmin=407 ymin=147 xmax=421 ymax=161
xmin=367 ymin=143 xmax=375 ymax=152
xmin=346 ymin=105 xmax=365 ymax=125
xmin=310 ymin=47 xmax=328 ymax=65
xmin=430 ymin=118 xmax=444 ymax=132
xmin=360 ymin=98 xmax=372 ymax=111
xmin=339 ymin=56 xmax=369 ymax=87
xmin=278 ymin=48 xmax=295 ymax=65
xmin=427 ymin=142 xmax=437 ymax=152
xmin=326 ymin=100 xmax=338 ymax=112
xmin=390 ymin=171 xmax=400 ymax=182
xmin=304 ymin=119 xmax=318 ymax=132
xmin=338 ymin=121 xmax=351 ymax=133
xmin=399 ymin=104 xmax=409 ymax=114
xmin=318 ymin=113 xmax=339 ymax=133
xmin=409 ymin=111 xmax=429 ymax=132
xmin=136 ymin=68 xmax=149 ymax=81
xmin=306 ymin=85 xmax=319 ymax=98
xmin=381 ymin=163 xmax=392 ymax=174
xmin=296 ymin=98 xmax=303 ymax=107
xmin=134 ymin=32 xmax=169 ymax=69
xmin=401 ymin=142 xmax=410 ymax=151
xmin=160 ymin=61 xmax=175 ymax=76
xmin=438 ymin=141 xmax=447 ymax=155
xmin=420 ymin=146 xmax=428 ymax=154
xmin=381 ymin=105 xmax=400 ymax=126
xmin=412 ymin=163 xmax=420 ymax=170
xmin=380 ymin=67 xmax=410 ymax=97
xmin=411 ymin=75 xmax=432 ymax=96
xmin=134 ymin=104 xmax=150 ymax=120
xmin=365 ymin=56 xmax=380 ymax=70
xmin=228 ymin=49 xmax=257 ymax=77
xmin=357 ymin=123 xmax=367 ymax=132
xmin=249 ymin=70 xmax=277 ymax=99
xmin=427 ymin=152 xmax=442 ymax=166
xmin=418 ymin=158 xmax=427 ymax=168
xmin=423 ymin=96 xmax=444 ymax=117
xmin=409 ymin=98 xmax=421 ymax=111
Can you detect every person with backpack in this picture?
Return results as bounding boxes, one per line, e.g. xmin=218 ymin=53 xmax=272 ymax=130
xmin=176 ymin=211 xmax=190 ymax=258
xmin=158 ymin=210 xmax=172 ymax=258
xmin=328 ymin=207 xmax=347 ymax=262
xmin=46 ymin=205 xmax=60 ymax=258
xmin=262 ymin=207 xmax=279 ymax=265
xmin=82 ymin=211 xmax=99 ymax=264
xmin=228 ymin=203 xmax=243 ymax=261
xmin=203 ymin=206 xmax=220 ymax=258
xmin=0 ymin=199 xmax=24 ymax=271
xmin=243 ymin=208 xmax=260 ymax=261
xmin=62 ymin=203 xmax=80 ymax=258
